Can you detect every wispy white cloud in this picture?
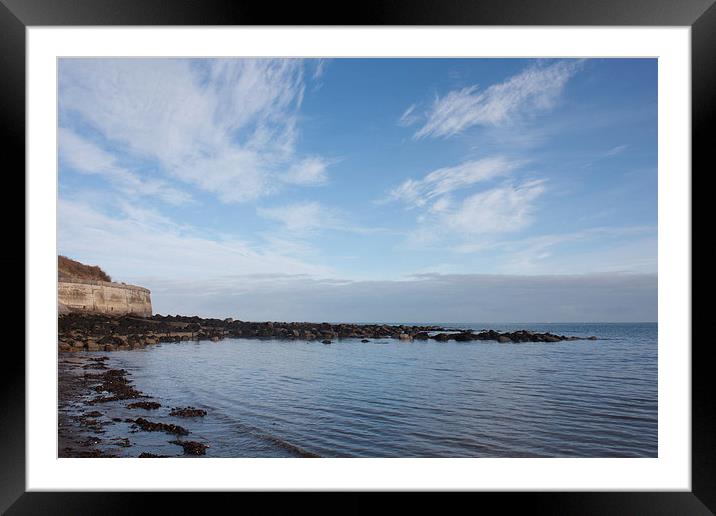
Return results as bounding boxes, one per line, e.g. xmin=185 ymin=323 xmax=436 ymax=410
xmin=169 ymin=148 xmax=274 ymax=203
xmin=603 ymin=144 xmax=630 ymax=157
xmin=258 ymin=201 xmax=340 ymax=233
xmin=58 ymin=198 xmax=332 ymax=282
xmin=398 ymin=103 xmax=419 ymax=127
xmin=453 ymin=225 xmax=657 ymax=273
xmin=454 ymin=226 xmax=652 ymax=254
xmin=400 ymin=180 xmax=548 ymax=251
xmin=59 ymin=58 xmax=330 ymax=204
xmin=281 ymin=156 xmax=332 ymax=186
xmin=387 ymin=156 xmax=521 ymax=207
xmin=390 ymin=61 xmax=584 ymax=250
xmin=260 ymin=234 xmax=323 ymax=259
xmin=258 ymin=201 xmax=384 ymax=235
xmin=58 ymin=127 xmax=116 ymax=173
xmin=59 ymin=127 xmax=192 ymax=205
xmin=413 ymin=60 xmax=583 ymax=139
xmin=313 ymin=59 xmax=327 ymax=81
xmin=500 ymin=235 xmax=657 ymax=275
xmin=385 ymin=155 xmax=544 ymax=248
xmin=310 ymin=59 xmax=329 ymax=91
xmin=444 ymin=179 xmax=547 ymax=235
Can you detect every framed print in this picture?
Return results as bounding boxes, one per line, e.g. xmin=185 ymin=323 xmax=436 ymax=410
xmin=5 ymin=0 xmax=709 ymax=513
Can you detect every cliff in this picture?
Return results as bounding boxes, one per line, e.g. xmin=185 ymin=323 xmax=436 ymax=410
xmin=58 ymin=257 xmax=152 ymax=317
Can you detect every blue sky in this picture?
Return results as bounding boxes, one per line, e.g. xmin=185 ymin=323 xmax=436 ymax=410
xmin=58 ymin=58 xmax=657 ymax=322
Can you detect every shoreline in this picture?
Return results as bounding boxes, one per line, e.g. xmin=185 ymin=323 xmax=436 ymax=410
xmin=58 ymin=355 xmax=115 ymax=457
xmin=58 ymin=313 xmax=597 ymax=353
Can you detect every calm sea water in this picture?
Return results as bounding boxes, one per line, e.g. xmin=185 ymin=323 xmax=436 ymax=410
xmin=95 ymin=323 xmax=657 ymax=457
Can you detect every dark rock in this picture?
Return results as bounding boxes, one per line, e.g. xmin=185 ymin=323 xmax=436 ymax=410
xmin=170 ymin=406 xmax=207 ymax=418
xmin=87 ymin=368 xmax=145 ymax=403
xmin=127 ymin=401 xmax=161 ymax=410
xmin=361 ymin=339 xmax=370 ymax=343
xmin=322 ymin=339 xmax=332 ymax=344
xmin=86 ymin=341 xmax=102 ymax=352
xmin=76 ymin=415 xmax=107 ymax=432
xmin=83 ymin=361 xmax=107 ymax=370
xmin=58 ymin=313 xmax=595 ymax=348
xmin=170 ymin=440 xmax=208 ymax=456
xmin=98 ymin=334 xmax=125 ymax=346
xmin=131 ymin=417 xmax=189 ymax=436
xmin=482 ymin=330 xmax=501 ymax=341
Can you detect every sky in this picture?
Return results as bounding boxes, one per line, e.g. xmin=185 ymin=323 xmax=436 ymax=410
xmin=58 ymin=58 xmax=657 ymax=322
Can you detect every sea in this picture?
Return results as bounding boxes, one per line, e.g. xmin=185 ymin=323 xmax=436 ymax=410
xmin=80 ymin=322 xmax=657 ymax=458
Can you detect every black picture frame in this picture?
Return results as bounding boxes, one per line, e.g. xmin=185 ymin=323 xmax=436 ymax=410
xmin=5 ymin=0 xmax=707 ymax=513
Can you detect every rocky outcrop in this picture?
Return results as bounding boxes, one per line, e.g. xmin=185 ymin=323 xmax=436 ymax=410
xmin=169 ymin=440 xmax=209 ymax=456
xmin=170 ymin=407 xmax=207 ymax=418
xmin=57 ymin=313 xmax=597 ymax=352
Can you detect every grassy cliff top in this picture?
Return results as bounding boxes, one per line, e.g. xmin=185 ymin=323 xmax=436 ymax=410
xmin=58 ymin=255 xmax=112 ymax=283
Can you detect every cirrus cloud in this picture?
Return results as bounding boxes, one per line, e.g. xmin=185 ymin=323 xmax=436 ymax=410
xmin=59 ymin=58 xmax=332 ymax=204
xmin=387 ymin=156 xmax=522 ymax=207
xmin=412 ymin=60 xmax=583 ymax=139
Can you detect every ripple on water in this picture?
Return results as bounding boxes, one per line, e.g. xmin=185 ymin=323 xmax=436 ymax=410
xmin=102 ymin=323 xmax=657 ymax=458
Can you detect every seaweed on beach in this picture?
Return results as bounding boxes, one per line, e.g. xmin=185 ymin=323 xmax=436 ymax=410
xmin=169 ymin=406 xmax=207 ymax=417
xmin=169 ymin=440 xmax=208 ymax=456
xmin=87 ymin=368 xmax=146 ymax=404
xmin=127 ymin=401 xmax=161 ymax=410
xmin=131 ymin=417 xmax=189 ymax=436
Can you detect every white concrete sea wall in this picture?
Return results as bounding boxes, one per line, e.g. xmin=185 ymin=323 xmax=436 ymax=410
xmin=58 ymin=279 xmax=152 ymax=317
